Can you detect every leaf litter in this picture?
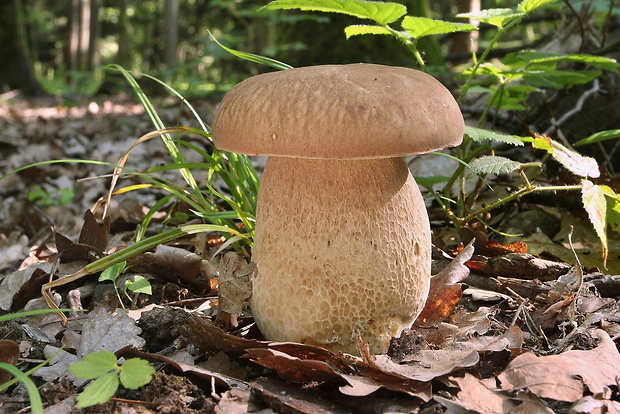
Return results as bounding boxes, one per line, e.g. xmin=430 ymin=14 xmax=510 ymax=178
xmin=1 ymin=97 xmax=620 ymax=412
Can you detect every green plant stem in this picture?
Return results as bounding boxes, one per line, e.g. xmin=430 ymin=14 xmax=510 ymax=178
xmin=458 ymin=16 xmax=526 ymax=104
xmin=457 ymin=184 xmax=583 ymax=226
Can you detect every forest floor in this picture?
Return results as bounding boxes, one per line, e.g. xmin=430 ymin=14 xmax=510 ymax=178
xmin=1 ymin=94 xmax=620 ymax=413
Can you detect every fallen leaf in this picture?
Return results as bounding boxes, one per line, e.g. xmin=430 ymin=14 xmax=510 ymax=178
xmin=498 ymin=329 xmax=620 ymax=402
xmin=0 ymin=339 xmax=20 ymax=383
xmin=416 ymin=240 xmax=474 ymax=327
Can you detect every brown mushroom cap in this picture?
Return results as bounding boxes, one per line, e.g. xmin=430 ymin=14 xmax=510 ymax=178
xmin=212 ymin=63 xmax=464 ymax=159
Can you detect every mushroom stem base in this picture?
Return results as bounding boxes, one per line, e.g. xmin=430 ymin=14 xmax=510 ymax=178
xmin=251 ymin=156 xmax=431 ymax=354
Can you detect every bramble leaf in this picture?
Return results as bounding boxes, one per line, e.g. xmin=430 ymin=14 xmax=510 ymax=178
xmin=582 ymin=180 xmax=608 ymax=265
xmin=344 ymin=25 xmax=391 ymax=38
xmin=464 ymin=126 xmax=525 ymax=146
xmin=458 ymin=8 xmax=521 ymax=28
xmin=518 ymin=0 xmax=558 ymax=12
xmin=527 ymin=136 xmax=600 ymax=178
xmin=401 ymin=16 xmax=476 ymax=39
xmin=468 ymin=156 xmax=522 ymax=176
xmin=264 ymin=0 xmax=407 ymax=25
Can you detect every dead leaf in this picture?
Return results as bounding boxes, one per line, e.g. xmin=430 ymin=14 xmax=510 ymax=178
xmin=34 ymin=306 xmax=146 ymax=384
xmin=466 ymin=253 xmax=571 ymax=281
xmin=128 ymin=245 xmax=212 ymax=293
xmin=437 ymin=373 xmax=518 ymax=414
xmin=498 ymin=329 xmax=620 ymax=402
xmin=215 ymin=252 xmax=254 ymax=328
xmin=415 ymin=240 xmax=474 ymax=327
xmin=0 ymin=339 xmax=20 ymax=383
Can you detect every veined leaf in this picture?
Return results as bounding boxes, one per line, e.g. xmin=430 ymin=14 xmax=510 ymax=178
xmin=457 ymin=8 xmax=522 ymax=28
xmin=508 ymin=50 xmax=619 ymax=71
xmin=468 ymin=156 xmax=522 ymax=176
xmin=582 ymin=180 xmax=608 ymax=265
xmin=401 ymin=16 xmax=476 ymax=39
xmin=345 ymin=24 xmax=392 ymax=38
xmin=528 ymin=135 xmax=600 ymax=178
xmin=264 ymin=0 xmax=407 ymax=25
xmin=464 ymin=126 xmax=525 ymax=146
xmin=518 ymin=0 xmax=558 ymax=12
xmin=574 ymin=129 xmax=620 ymax=147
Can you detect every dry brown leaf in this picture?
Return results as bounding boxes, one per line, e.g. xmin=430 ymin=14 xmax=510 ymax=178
xmin=216 ymin=252 xmax=254 ymax=326
xmin=437 ymin=373 xmax=517 ymax=414
xmin=0 ymin=339 xmax=20 ymax=383
xmin=416 ymin=240 xmax=474 ymax=327
xmin=128 ymin=245 xmax=212 ymax=293
xmin=498 ymin=329 xmax=620 ymax=402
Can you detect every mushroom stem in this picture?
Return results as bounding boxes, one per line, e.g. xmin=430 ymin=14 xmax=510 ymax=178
xmin=250 ymin=156 xmax=431 ymax=354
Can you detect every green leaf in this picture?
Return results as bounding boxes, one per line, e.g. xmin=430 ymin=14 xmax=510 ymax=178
xmin=457 ymin=8 xmax=522 ymax=28
xmin=344 ymin=24 xmax=391 ymax=38
xmin=581 ymin=180 xmax=608 ymax=264
xmin=600 ymin=186 xmax=620 ymax=234
xmin=0 ymin=363 xmax=43 ymax=414
xmin=464 ymin=126 xmax=525 ymax=146
xmin=414 ymin=175 xmax=450 ymax=190
xmin=518 ymin=0 xmax=558 ymax=12
xmin=69 ymin=351 xmax=119 ymax=380
xmin=401 ymin=16 xmax=476 ymax=39
xmin=119 ymin=359 xmax=156 ymax=389
xmin=574 ymin=129 xmax=620 ymax=147
xmin=99 ymin=262 xmax=125 ymax=282
xmin=263 ymin=0 xmax=407 ymax=25
xmin=125 ymin=275 xmax=152 ymax=294
xmin=508 ymin=50 xmax=619 ymax=71
xmin=75 ymin=372 xmax=120 ymax=408
xmin=468 ymin=156 xmax=522 ymax=176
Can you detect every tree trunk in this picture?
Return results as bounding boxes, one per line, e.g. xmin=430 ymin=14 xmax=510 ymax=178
xmin=117 ymin=0 xmax=131 ymax=68
xmin=87 ymin=0 xmax=100 ymax=71
xmin=164 ymin=0 xmax=179 ymax=68
xmin=0 ymin=0 xmax=44 ymax=95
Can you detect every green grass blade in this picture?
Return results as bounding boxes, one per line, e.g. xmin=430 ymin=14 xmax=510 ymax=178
xmin=0 ymin=363 xmax=43 ymax=414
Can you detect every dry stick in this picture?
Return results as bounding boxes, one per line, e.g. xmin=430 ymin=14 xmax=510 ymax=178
xmin=542 ymin=79 xmax=601 ymax=148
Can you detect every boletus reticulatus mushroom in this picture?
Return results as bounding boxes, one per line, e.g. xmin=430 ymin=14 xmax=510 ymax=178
xmin=212 ymin=63 xmax=464 ymax=354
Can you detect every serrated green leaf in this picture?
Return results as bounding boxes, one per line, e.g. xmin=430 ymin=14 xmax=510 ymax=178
xmin=550 ymin=140 xmax=600 ymax=178
xmin=401 ymin=16 xmax=476 ymax=39
xmin=464 ymin=126 xmax=525 ymax=146
xmin=469 ymin=156 xmax=522 ymax=176
xmin=344 ymin=24 xmax=391 ymax=38
xmin=457 ymin=8 xmax=522 ymax=28
xmin=518 ymin=0 xmax=558 ymax=12
xmin=582 ymin=180 xmax=608 ymax=264
xmin=521 ymin=69 xmax=600 ymax=88
xmin=69 ymin=351 xmax=119 ymax=380
xmin=119 ymin=358 xmax=155 ymax=389
xmin=574 ymin=129 xmax=620 ymax=147
xmin=75 ymin=372 xmax=120 ymax=408
xmin=264 ymin=0 xmax=407 ymax=25
xmin=528 ymin=136 xmax=600 ymax=178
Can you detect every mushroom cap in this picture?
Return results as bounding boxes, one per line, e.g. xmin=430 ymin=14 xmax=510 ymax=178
xmin=212 ymin=63 xmax=464 ymax=159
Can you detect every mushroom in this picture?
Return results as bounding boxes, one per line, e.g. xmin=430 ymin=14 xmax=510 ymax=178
xmin=212 ymin=63 xmax=464 ymax=354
